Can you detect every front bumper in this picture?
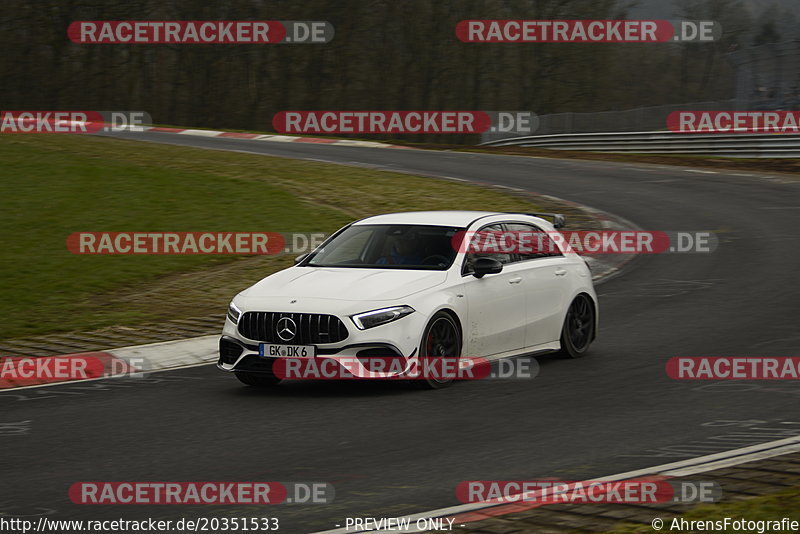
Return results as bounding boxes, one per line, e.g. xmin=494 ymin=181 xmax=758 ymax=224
xmin=218 ymin=306 xmax=426 ymax=378
xmin=218 ymin=336 xmax=418 ymax=378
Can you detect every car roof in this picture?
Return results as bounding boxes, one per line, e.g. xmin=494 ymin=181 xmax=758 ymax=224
xmin=354 ymin=210 xmax=515 ymax=228
xmin=353 ymin=210 xmax=552 ymax=228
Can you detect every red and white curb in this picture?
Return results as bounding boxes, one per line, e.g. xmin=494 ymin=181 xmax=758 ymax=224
xmin=0 ymin=335 xmax=217 ymax=390
xmin=131 ymin=126 xmax=412 ymax=149
xmin=311 ymin=436 xmax=800 ymax=533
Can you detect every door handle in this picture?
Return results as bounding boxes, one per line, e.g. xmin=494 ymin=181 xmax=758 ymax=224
xmin=508 ymin=276 xmax=522 ymax=284
xmin=554 ymin=269 xmax=567 ymax=276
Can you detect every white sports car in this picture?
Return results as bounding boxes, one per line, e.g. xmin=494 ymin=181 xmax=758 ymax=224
xmin=218 ymin=211 xmax=598 ymax=388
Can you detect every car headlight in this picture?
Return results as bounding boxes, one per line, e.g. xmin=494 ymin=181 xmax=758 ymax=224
xmin=351 ymin=305 xmax=415 ymax=330
xmin=227 ymin=302 xmax=242 ymax=325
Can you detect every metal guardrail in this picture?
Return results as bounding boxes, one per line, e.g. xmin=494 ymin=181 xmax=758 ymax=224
xmin=479 ymin=130 xmax=800 ymax=158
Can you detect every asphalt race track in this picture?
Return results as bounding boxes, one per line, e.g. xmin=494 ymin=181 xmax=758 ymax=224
xmin=3 ymin=131 xmax=799 ymax=532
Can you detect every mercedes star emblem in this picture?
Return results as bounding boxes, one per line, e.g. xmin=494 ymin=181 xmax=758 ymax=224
xmin=276 ymin=316 xmax=297 ymax=342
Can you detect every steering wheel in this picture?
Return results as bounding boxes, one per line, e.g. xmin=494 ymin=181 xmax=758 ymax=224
xmin=421 ymin=254 xmax=450 ymax=266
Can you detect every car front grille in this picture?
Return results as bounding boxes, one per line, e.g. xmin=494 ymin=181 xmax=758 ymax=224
xmin=238 ymin=312 xmax=349 ymax=344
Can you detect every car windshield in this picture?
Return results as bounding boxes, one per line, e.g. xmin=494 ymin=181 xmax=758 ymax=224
xmin=307 ymin=224 xmax=463 ymax=270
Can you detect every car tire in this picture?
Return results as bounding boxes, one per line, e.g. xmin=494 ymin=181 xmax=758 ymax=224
xmin=557 ymin=294 xmax=595 ymax=359
xmin=415 ymin=311 xmax=462 ymax=389
xmin=235 ymin=371 xmax=282 ymax=387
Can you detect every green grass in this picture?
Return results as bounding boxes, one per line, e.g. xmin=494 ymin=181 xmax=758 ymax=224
xmin=0 ymin=134 xmax=554 ymax=339
xmin=603 ymin=486 xmax=800 ymax=533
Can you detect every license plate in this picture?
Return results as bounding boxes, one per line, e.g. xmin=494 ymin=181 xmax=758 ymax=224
xmin=259 ymin=344 xmax=316 ymax=358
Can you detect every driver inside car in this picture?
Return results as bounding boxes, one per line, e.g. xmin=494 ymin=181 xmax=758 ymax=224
xmin=376 ymin=232 xmax=424 ymax=265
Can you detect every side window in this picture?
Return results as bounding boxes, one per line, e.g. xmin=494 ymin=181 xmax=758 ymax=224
xmin=505 ymin=222 xmax=563 ymax=260
xmin=464 ymin=223 xmax=513 ymax=273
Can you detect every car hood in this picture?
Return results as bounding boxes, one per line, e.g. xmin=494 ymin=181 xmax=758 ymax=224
xmin=241 ymin=267 xmax=448 ymax=301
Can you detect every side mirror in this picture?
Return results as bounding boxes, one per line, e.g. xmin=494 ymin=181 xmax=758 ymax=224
xmin=472 ymin=257 xmax=503 ymax=278
xmin=294 ymin=253 xmax=309 ymax=265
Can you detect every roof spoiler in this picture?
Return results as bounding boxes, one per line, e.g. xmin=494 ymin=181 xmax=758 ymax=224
xmin=523 ymin=212 xmax=566 ymax=229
